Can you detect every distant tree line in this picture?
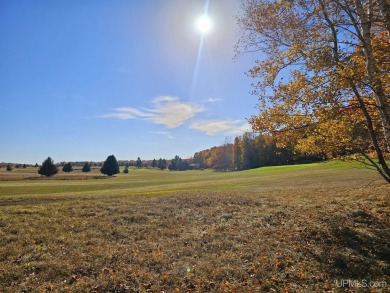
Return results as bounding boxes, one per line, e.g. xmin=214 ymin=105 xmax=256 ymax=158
xmin=2 ymin=163 xmax=28 ymax=170
xmin=193 ymin=132 xmax=325 ymax=171
xmin=4 ymin=132 xmax=328 ymax=176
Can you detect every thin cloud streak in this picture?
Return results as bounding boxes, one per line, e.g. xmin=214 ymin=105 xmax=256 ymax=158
xmin=149 ymin=131 xmax=174 ymax=139
xmin=99 ymin=113 xmax=137 ymax=120
xmin=113 ymin=107 xmax=155 ymax=117
xmin=190 ymin=120 xmax=251 ymax=136
xmin=206 ymin=97 xmax=223 ymax=103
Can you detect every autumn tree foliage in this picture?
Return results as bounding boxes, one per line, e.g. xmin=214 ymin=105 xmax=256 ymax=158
xmin=238 ymin=0 xmax=390 ymax=183
xmin=232 ymin=133 xmax=297 ymax=170
xmin=193 ymin=151 xmax=207 ymax=169
xmin=210 ymin=143 xmax=234 ymax=171
xmin=193 ymin=148 xmax=215 ymax=168
xmin=194 ymin=133 xmax=299 ymax=171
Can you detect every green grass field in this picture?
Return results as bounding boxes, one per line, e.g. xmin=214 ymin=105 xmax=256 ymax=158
xmin=0 ymin=162 xmax=389 ymax=292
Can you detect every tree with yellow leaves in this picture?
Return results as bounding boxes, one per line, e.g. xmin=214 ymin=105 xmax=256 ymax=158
xmin=238 ymin=0 xmax=390 ymax=183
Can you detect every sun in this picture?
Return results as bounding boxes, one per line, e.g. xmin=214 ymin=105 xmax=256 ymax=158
xmin=196 ymin=14 xmax=212 ymax=34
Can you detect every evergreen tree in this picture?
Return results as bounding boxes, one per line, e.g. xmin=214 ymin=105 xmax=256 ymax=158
xmin=168 ymin=155 xmax=190 ymax=171
xmin=157 ymin=158 xmax=167 ymax=170
xmin=82 ymin=162 xmax=91 ymax=172
xmin=38 ymin=157 xmax=59 ymax=177
xmin=34 ymin=163 xmax=39 ymax=168
xmin=136 ymin=157 xmax=143 ymax=168
xmin=22 ymin=164 xmax=27 ymax=168
xmin=233 ymin=137 xmax=243 ymax=170
xmin=151 ymin=158 xmax=157 ymax=168
xmin=168 ymin=159 xmax=176 ymax=171
xmin=6 ymin=163 xmax=13 ymax=172
xmin=100 ymin=155 xmax=120 ymax=176
xmin=241 ymin=132 xmax=256 ymax=170
xmin=123 ymin=166 xmax=129 ymax=173
xmin=62 ymin=162 xmax=73 ymax=173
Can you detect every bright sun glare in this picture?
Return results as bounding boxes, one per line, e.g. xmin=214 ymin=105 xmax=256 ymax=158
xmin=196 ymin=14 xmax=212 ymax=34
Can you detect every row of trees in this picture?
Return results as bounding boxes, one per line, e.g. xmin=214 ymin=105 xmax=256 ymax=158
xmin=122 ymin=157 xmax=169 ymax=169
xmin=5 ymin=138 xmax=325 ymax=177
xmin=36 ymin=158 xmax=92 ymax=177
xmin=34 ymin=156 xmax=116 ymax=177
xmin=100 ymin=155 xmax=191 ymax=175
xmin=4 ymin=164 xmax=28 ymax=171
xmin=4 ymin=156 xmax=181 ymax=174
xmin=193 ymin=133 xmax=324 ymax=171
xmin=34 ymin=155 xmax=175 ymax=177
xmin=61 ymin=162 xmax=91 ymax=173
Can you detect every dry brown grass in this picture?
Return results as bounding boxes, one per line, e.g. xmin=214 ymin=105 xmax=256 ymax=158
xmin=0 ymin=163 xmax=389 ymax=292
xmin=0 ymin=167 xmax=103 ymax=181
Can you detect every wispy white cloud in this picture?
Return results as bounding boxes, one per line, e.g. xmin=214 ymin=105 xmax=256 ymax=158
xmin=113 ymin=107 xmax=154 ymax=118
xmin=206 ymin=97 xmax=223 ymax=103
xmin=190 ymin=120 xmax=251 ymax=136
xmin=99 ymin=112 xmax=136 ymax=119
xmin=148 ymin=96 xmax=204 ymax=128
xmin=152 ymin=96 xmax=179 ymax=104
xmin=99 ymin=96 xmax=252 ymax=136
xmin=99 ymin=107 xmax=153 ymax=120
xmin=100 ymin=96 xmax=204 ymax=128
xmin=149 ymin=131 xmax=174 ymax=139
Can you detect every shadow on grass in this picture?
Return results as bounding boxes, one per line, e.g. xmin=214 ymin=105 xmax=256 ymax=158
xmin=304 ymin=209 xmax=390 ymax=281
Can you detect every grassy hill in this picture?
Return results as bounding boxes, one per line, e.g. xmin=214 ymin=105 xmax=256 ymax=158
xmin=0 ymin=162 xmax=389 ymax=291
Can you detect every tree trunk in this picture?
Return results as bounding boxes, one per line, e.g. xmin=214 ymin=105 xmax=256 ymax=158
xmin=354 ymin=0 xmax=390 ymax=152
xmin=377 ymin=0 xmax=390 ymax=34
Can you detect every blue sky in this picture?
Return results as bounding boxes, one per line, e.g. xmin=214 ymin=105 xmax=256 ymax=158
xmin=0 ymin=0 xmax=259 ymax=164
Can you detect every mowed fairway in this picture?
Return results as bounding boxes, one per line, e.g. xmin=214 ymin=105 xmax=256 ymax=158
xmin=0 ymin=162 xmax=389 ymax=292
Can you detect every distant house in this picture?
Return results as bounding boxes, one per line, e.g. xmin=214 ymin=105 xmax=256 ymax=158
xmin=189 ymin=163 xmax=200 ymax=170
